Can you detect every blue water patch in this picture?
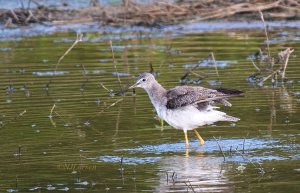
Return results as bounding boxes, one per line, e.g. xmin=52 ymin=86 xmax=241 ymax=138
xmin=3 ymin=21 xmax=300 ymax=42
xmin=207 ymin=80 xmax=222 ymax=86
xmin=6 ymin=189 xmax=18 ymax=193
xmin=269 ymin=31 xmax=300 ymax=43
xmin=112 ymin=72 xmax=132 ymax=77
xmin=0 ymin=47 xmax=12 ymax=52
xmin=53 ymin=38 xmax=76 ymax=43
xmin=183 ymin=59 xmax=237 ymax=69
xmin=268 ymin=36 xmax=300 ymax=44
xmin=32 ymin=71 xmax=69 ymax=76
xmin=74 ymin=181 xmax=89 ymax=185
xmin=111 ymin=44 xmax=165 ymax=52
xmin=120 ymin=138 xmax=279 ymax=154
xmin=95 ymin=138 xmax=296 ymax=165
xmin=292 ymin=91 xmax=300 ymax=96
xmin=97 ymin=155 xmax=161 ymax=165
xmin=87 ymin=33 xmax=178 ymax=43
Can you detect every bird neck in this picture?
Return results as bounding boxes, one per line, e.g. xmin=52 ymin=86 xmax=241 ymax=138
xmin=146 ymin=82 xmax=167 ymax=107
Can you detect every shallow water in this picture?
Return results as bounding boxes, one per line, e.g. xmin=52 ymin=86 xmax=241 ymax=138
xmin=0 ymin=23 xmax=300 ymax=192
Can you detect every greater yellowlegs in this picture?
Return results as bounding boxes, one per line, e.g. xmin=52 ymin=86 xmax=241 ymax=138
xmin=129 ymin=73 xmax=242 ymax=148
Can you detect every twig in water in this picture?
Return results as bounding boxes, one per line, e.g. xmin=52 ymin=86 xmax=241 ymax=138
xmin=46 ymin=33 xmax=83 ymax=89
xmin=17 ymin=146 xmax=22 ymax=160
xmin=109 ymin=40 xmax=123 ymax=95
xmin=180 ymin=71 xmax=190 ymax=81
xmin=250 ymin=59 xmax=261 ymax=72
xmin=19 ymin=110 xmax=27 ymax=117
xmin=166 ymin=172 xmax=169 ymax=184
xmin=257 ymin=162 xmax=265 ymax=175
xmin=259 ymin=70 xmax=280 ymax=84
xmin=45 ymin=80 xmax=51 ymax=92
xmin=120 ymin=155 xmax=124 ymax=168
xmin=133 ymin=165 xmax=137 ymax=191
xmin=234 ymin=148 xmax=249 ymax=163
xmin=213 ymin=136 xmax=226 ymax=162
xmin=99 ymin=82 xmax=111 ymax=92
xmin=15 ymin=175 xmax=18 ymax=190
xmin=48 ymin=104 xmax=57 ymax=127
xmin=242 ymin=138 xmax=246 ymax=154
xmin=190 ymin=71 xmax=206 ymax=79
xmin=73 ymin=98 xmax=123 ymax=128
xmin=234 ymin=148 xmax=264 ymax=174
xmin=1 ymin=110 xmax=26 ymax=128
xmin=172 ymin=172 xmax=177 ymax=184
xmin=183 ymin=180 xmax=196 ymax=193
xmin=49 ymin=103 xmax=56 ymax=119
xmin=171 ymin=172 xmax=176 ymax=182
xmin=81 ymin=63 xmax=88 ymax=76
xmin=242 ymin=132 xmax=249 ymax=154
xmin=133 ymin=166 xmax=136 ymax=180
xmin=259 ymin=10 xmax=271 ymax=63
xmin=280 ymin=48 xmax=294 ymax=80
xmin=180 ymin=54 xmax=210 ymax=83
xmin=113 ymin=104 xmax=122 ymax=138
xmin=54 ymin=33 xmax=83 ymax=73
xmin=99 ymin=82 xmax=116 ymax=96
xmin=12 ymin=109 xmax=25 ymax=121
xmin=105 ymin=183 xmax=110 ymax=192
xmin=210 ymin=52 xmax=220 ymax=83
xmin=53 ymin=111 xmax=70 ymax=127
xmin=119 ymin=155 xmax=125 ymax=185
xmin=95 ymin=98 xmax=123 ymax=118
xmin=49 ymin=117 xmax=56 ymax=127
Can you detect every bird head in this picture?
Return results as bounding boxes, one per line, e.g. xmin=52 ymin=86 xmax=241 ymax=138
xmin=129 ymin=73 xmax=156 ymax=90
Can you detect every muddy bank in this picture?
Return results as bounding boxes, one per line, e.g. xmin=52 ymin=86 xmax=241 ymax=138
xmin=1 ymin=0 xmax=300 ymax=27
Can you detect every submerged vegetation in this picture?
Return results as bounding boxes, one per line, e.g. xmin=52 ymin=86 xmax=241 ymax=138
xmin=247 ymin=11 xmax=295 ymax=86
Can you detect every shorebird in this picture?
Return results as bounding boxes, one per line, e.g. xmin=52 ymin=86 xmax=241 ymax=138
xmin=129 ymin=73 xmax=242 ymax=148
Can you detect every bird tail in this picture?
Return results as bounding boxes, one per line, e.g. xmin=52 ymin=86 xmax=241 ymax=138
xmin=216 ymin=88 xmax=244 ymax=95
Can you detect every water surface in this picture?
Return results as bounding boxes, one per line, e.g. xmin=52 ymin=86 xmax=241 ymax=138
xmin=0 ymin=24 xmax=299 ymax=192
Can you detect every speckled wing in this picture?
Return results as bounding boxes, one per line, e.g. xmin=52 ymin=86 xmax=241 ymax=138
xmin=166 ymin=86 xmax=240 ymax=109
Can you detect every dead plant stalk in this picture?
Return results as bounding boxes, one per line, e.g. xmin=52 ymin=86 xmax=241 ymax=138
xmin=259 ymin=10 xmax=271 ymax=64
xmin=99 ymin=82 xmax=111 ymax=93
xmin=49 ymin=103 xmax=56 ymax=118
xmin=281 ymin=48 xmax=294 ymax=80
xmin=213 ymin=136 xmax=226 ymax=161
xmin=54 ymin=33 xmax=83 ymax=73
xmin=109 ymin=40 xmax=123 ymax=94
xmin=250 ymin=59 xmax=261 ymax=72
xmin=211 ymin=52 xmax=220 ymax=82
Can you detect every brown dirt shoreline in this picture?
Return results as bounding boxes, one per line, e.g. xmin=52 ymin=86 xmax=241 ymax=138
xmin=1 ymin=0 xmax=300 ymax=28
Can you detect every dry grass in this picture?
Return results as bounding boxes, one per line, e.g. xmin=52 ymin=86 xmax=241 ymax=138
xmin=1 ymin=0 xmax=300 ymax=27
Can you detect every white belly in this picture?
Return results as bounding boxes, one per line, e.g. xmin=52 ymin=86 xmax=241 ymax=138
xmin=159 ymin=106 xmax=227 ymax=130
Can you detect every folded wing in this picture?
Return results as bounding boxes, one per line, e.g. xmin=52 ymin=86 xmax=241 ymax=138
xmin=166 ymin=86 xmax=242 ymax=110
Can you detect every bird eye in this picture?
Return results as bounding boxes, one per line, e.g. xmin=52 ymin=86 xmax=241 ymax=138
xmin=142 ymin=78 xmax=146 ymax=82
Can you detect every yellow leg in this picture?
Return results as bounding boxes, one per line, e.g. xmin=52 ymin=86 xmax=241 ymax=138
xmin=160 ymin=119 xmax=164 ymax=127
xmin=184 ymin=130 xmax=190 ymax=148
xmin=193 ymin=129 xmax=205 ymax=146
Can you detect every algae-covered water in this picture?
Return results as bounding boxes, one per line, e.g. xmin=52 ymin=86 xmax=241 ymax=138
xmin=0 ymin=23 xmax=299 ymax=192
